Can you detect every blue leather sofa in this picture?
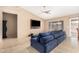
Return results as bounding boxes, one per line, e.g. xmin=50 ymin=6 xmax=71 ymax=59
xmin=31 ymin=30 xmax=66 ymax=53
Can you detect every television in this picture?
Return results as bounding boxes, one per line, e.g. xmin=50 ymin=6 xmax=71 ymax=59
xmin=31 ymin=20 xmax=40 ymax=28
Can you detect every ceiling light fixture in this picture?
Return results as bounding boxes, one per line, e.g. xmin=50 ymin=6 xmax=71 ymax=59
xmin=41 ymin=6 xmax=51 ymax=14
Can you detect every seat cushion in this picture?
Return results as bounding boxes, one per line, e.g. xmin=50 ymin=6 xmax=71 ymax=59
xmin=40 ymin=35 xmax=54 ymax=44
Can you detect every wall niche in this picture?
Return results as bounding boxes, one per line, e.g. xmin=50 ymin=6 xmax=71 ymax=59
xmin=2 ymin=12 xmax=17 ymax=39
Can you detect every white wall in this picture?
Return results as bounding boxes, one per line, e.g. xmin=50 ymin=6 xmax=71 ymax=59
xmin=0 ymin=6 xmax=45 ymax=49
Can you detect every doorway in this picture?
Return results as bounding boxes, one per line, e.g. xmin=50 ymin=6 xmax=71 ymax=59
xmin=70 ymin=18 xmax=78 ymax=39
xmin=2 ymin=12 xmax=17 ymax=39
xmin=70 ymin=17 xmax=79 ymax=47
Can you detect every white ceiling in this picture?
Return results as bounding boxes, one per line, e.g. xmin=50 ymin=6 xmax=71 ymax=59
xmin=21 ymin=6 xmax=79 ymax=20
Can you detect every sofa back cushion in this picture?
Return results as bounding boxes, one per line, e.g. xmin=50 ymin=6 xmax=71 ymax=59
xmin=39 ymin=32 xmax=51 ymax=37
xmin=40 ymin=35 xmax=54 ymax=44
xmin=53 ymin=31 xmax=65 ymax=38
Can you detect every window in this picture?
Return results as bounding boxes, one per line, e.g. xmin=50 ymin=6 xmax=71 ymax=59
xmin=49 ymin=21 xmax=63 ymax=31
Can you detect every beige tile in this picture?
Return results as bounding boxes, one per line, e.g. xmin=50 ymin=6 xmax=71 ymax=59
xmin=0 ymin=37 xmax=79 ymax=53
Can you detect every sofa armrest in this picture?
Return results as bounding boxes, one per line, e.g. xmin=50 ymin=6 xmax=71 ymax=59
xmin=44 ymin=39 xmax=57 ymax=52
xmin=31 ymin=37 xmax=38 ymax=42
xmin=31 ymin=38 xmax=45 ymax=53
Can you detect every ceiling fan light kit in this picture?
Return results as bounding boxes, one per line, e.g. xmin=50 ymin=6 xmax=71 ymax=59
xmin=41 ymin=6 xmax=51 ymax=14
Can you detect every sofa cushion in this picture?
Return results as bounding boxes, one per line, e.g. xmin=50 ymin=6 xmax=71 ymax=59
xmin=50 ymin=31 xmax=55 ymax=36
xmin=54 ymin=30 xmax=62 ymax=33
xmin=39 ymin=32 xmax=51 ymax=37
xmin=45 ymin=39 xmax=57 ymax=52
xmin=32 ymin=35 xmax=39 ymax=41
xmin=40 ymin=35 xmax=54 ymax=44
xmin=57 ymin=35 xmax=65 ymax=44
xmin=54 ymin=31 xmax=65 ymax=38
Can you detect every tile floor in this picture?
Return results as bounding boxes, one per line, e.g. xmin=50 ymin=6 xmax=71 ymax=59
xmin=0 ymin=37 xmax=79 ymax=53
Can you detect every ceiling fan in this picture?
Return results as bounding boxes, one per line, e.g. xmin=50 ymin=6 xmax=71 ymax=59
xmin=40 ymin=6 xmax=51 ymax=14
